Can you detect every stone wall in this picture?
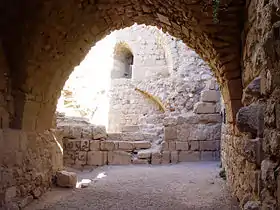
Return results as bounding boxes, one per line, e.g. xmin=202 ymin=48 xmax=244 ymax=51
xmin=107 ymin=25 xmax=213 ymax=132
xmin=0 ymin=39 xmax=64 ymax=209
xmin=0 ymin=129 xmax=63 ymax=209
xmin=59 ymin=78 xmax=222 ymax=168
xmin=163 ymin=79 xmax=222 ymax=162
xmin=220 ymin=0 xmax=280 ymax=209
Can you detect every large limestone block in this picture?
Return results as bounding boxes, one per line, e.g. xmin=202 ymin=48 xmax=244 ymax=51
xmin=236 ymin=103 xmax=264 ymax=137
xmin=175 ymin=141 xmax=189 ymax=151
xmin=161 ymin=151 xmax=170 ymax=164
xmin=133 ymin=141 xmax=151 ymax=149
xmin=171 ymin=151 xmax=179 ymax=163
xmin=193 ymin=102 xmax=216 ymax=114
xmin=87 ymin=151 xmax=107 ymax=166
xmin=179 ymin=151 xmax=200 ymax=162
xmin=92 ymin=125 xmax=107 ymax=140
xmin=188 ymin=124 xmax=221 ymax=141
xmin=151 ymin=152 xmax=162 ymax=165
xmin=137 ymin=150 xmax=151 ymax=159
xmin=56 ymin=171 xmax=77 ymax=188
xmin=89 ymin=140 xmax=100 ymax=151
xmin=100 ymin=141 xmax=117 ymax=151
xmin=118 ymin=141 xmax=134 ymax=151
xmin=164 ymin=126 xmax=177 ymax=141
xmin=108 ymin=151 xmax=131 ymax=165
xmin=200 ymin=90 xmax=220 ymax=102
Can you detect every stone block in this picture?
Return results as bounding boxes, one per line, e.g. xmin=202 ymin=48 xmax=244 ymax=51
xmin=193 ymin=102 xmax=216 ymax=114
xmin=89 ymin=140 xmax=100 ymax=151
xmin=243 ymin=138 xmax=263 ymax=165
xmin=92 ymin=125 xmax=107 ymax=139
xmin=100 ymin=141 xmax=117 ymax=151
xmin=80 ymin=140 xmax=90 ymax=151
xmin=200 ymin=90 xmax=220 ymax=102
xmin=171 ymin=151 xmax=179 ymax=163
xmin=168 ymin=142 xmax=176 ymax=151
xmin=175 ymin=141 xmax=189 ymax=151
xmin=133 ymin=141 xmax=151 ymax=149
xmin=56 ymin=171 xmax=77 ymax=188
xmin=200 ymin=141 xmax=220 ymax=151
xmin=164 ymin=126 xmax=177 ymax=141
xmin=189 ymin=141 xmax=199 ymax=151
xmin=64 ymin=139 xmax=81 ymax=151
xmin=161 ymin=151 xmax=170 ymax=164
xmin=179 ymin=151 xmax=200 ymax=162
xmin=108 ymin=151 xmax=131 ymax=165
xmin=75 ymin=151 xmax=87 ymax=166
xmin=118 ymin=141 xmax=134 ymax=151
xmin=242 ymin=76 xmax=261 ymax=106
xmin=87 ymin=151 xmax=107 ymax=166
xmin=183 ymin=114 xmax=222 ymax=124
xmin=200 ymin=151 xmax=215 ymax=161
xmin=81 ymin=126 xmax=92 ymax=139
xmin=207 ymin=79 xmax=218 ymax=90
xmin=151 ymin=152 xmax=162 ymax=165
xmin=236 ymin=104 xmax=264 ymax=137
xmin=137 ymin=150 xmax=151 ymax=159
xmin=132 ymin=158 xmax=149 ymax=164
xmin=68 ymin=126 xmax=82 ymax=138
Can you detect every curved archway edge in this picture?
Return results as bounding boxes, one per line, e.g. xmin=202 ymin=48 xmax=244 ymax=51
xmin=1 ymin=0 xmax=244 ymax=131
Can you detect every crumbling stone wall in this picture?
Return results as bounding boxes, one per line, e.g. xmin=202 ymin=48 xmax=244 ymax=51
xmin=108 ymin=25 xmax=213 ymax=132
xmin=220 ymin=0 xmax=280 ymax=209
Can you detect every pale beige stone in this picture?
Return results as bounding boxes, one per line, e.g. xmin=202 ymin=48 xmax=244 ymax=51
xmin=100 ymin=141 xmax=117 ymax=151
xmin=151 ymin=152 xmax=162 ymax=165
xmin=193 ymin=102 xmax=216 ymax=114
xmin=190 ymin=141 xmax=199 ymax=151
xmin=168 ymin=142 xmax=176 ymax=151
xmin=87 ymin=151 xmax=107 ymax=166
xmin=164 ymin=126 xmax=177 ymax=141
xmin=171 ymin=151 xmax=179 ymax=163
xmin=137 ymin=150 xmax=151 ymax=159
xmin=175 ymin=141 xmax=189 ymax=151
xmin=118 ymin=141 xmax=134 ymax=151
xmin=132 ymin=158 xmax=149 ymax=164
xmin=200 ymin=90 xmax=220 ymax=102
xmin=89 ymin=140 xmax=100 ymax=151
xmin=56 ymin=171 xmax=77 ymax=188
xmin=108 ymin=151 xmax=131 ymax=165
xmin=179 ymin=151 xmax=200 ymax=162
xmin=133 ymin=141 xmax=152 ymax=149
xmin=162 ymin=151 xmax=170 ymax=164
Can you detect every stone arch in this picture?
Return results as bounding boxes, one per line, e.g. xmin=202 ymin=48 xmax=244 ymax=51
xmin=1 ymin=0 xmax=245 ymax=131
xmin=112 ymin=41 xmax=134 ymax=79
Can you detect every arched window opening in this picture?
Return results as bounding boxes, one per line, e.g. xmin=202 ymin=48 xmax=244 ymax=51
xmin=111 ymin=42 xmax=133 ymax=79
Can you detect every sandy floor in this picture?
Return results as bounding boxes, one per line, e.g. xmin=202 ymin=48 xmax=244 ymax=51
xmin=25 ymin=162 xmax=240 ymax=210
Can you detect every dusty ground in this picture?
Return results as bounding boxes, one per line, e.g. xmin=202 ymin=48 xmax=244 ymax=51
xmin=26 ymin=162 xmax=240 ymax=210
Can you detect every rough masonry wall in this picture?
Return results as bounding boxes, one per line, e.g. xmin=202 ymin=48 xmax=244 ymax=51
xmin=221 ymin=0 xmax=280 ymax=209
xmin=0 ymin=129 xmax=63 ymax=209
xmin=108 ymin=25 xmax=214 ymax=132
